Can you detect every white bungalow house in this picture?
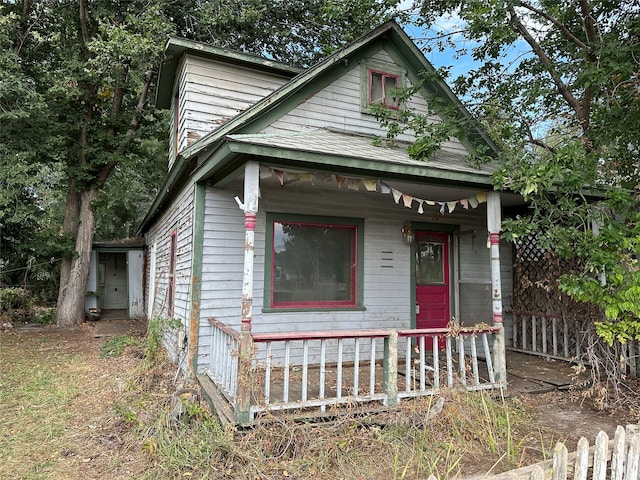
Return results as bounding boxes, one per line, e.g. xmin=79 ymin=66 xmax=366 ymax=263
xmin=138 ymin=21 xmax=523 ymax=424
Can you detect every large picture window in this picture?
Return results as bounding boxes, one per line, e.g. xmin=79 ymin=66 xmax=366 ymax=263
xmin=266 ymin=214 xmax=363 ymax=309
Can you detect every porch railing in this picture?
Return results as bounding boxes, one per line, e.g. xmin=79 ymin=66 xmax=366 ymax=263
xmin=397 ymin=328 xmax=499 ymax=401
xmin=511 ymin=311 xmax=580 ymax=360
xmin=204 ymin=319 xmax=504 ymax=422
xmin=250 ymin=330 xmax=392 ymax=416
xmin=511 ymin=312 xmax=639 ymax=379
xmin=205 ymin=319 xmax=240 ymax=403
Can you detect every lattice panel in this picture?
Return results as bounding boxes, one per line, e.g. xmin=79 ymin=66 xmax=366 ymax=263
xmin=513 ymin=236 xmax=601 ymax=325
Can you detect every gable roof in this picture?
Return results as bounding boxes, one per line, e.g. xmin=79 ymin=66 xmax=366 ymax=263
xmin=139 ymin=21 xmax=499 ymax=233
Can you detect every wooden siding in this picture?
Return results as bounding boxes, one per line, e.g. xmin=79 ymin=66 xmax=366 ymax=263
xmin=145 ymin=182 xmax=195 ymax=365
xmin=169 ymin=54 xmax=291 ymax=167
xmin=457 ymin=231 xmax=513 ymax=344
xmin=197 ymin=180 xmax=512 ymax=372
xmin=263 ymin=48 xmax=469 ymax=154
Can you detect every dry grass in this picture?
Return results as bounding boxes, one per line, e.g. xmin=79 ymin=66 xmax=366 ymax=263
xmin=0 ymin=325 xmax=624 ymax=480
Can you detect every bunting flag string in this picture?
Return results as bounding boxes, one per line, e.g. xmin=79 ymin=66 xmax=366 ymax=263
xmin=266 ymin=166 xmax=488 ymax=215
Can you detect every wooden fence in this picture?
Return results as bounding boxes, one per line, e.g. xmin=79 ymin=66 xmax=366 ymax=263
xmin=482 ymin=424 xmax=640 ymax=480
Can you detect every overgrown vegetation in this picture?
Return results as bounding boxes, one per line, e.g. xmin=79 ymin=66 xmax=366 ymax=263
xmin=2 ymin=325 xmax=568 ymax=479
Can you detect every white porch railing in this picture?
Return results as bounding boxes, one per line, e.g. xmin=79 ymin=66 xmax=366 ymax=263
xmin=511 ymin=311 xmax=580 ymax=360
xmin=511 ymin=312 xmax=639 ymax=378
xmin=397 ymin=328 xmax=500 ymax=400
xmin=204 ymin=320 xmax=504 ymax=422
xmin=205 ymin=319 xmax=240 ymax=403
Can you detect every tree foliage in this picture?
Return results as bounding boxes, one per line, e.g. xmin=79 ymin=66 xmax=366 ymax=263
xmin=0 ymin=0 xmax=401 ymax=322
xmin=403 ymin=0 xmax=640 ymax=338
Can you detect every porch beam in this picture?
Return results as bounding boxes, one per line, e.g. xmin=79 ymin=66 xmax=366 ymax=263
xmin=487 ymin=191 xmax=507 ymax=386
xmin=235 ymin=160 xmax=260 ymax=423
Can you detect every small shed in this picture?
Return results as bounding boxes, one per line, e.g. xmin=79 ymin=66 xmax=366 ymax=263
xmin=85 ymin=238 xmax=145 ymax=319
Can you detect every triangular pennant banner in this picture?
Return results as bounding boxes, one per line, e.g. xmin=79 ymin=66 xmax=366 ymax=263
xmin=438 ymin=202 xmax=446 ymax=214
xmin=299 ymin=173 xmax=314 ymax=184
xmin=363 ymin=178 xmax=378 ymax=192
xmin=476 ymin=192 xmax=487 ymax=203
xmin=402 ymin=194 xmax=413 ymax=208
xmin=335 ymin=175 xmax=345 ymax=189
xmin=460 ymin=198 xmax=469 ymax=209
xmin=380 ymin=182 xmax=391 ymax=194
xmin=417 ymin=200 xmax=424 ymax=214
xmin=447 ymin=201 xmax=457 ymax=213
xmin=391 ymin=188 xmax=402 ymax=204
xmin=260 ymin=166 xmax=273 ymax=179
xmin=468 ymin=196 xmax=479 ymax=209
xmin=274 ymin=169 xmax=285 ymax=185
xmin=347 ymin=178 xmax=360 ymax=191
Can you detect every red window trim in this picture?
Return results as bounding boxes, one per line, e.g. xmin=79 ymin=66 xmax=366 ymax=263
xmin=270 ymin=220 xmax=358 ymax=309
xmin=368 ymin=68 xmax=400 ymax=110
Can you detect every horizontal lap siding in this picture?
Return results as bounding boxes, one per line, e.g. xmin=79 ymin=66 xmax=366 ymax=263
xmin=145 ymin=182 xmax=195 ymax=365
xmin=178 ymin=55 xmax=290 ymax=150
xmin=263 ymin=49 xmax=469 ymax=154
xmin=197 ymin=180 xmax=511 ymax=369
xmin=458 ymin=229 xmax=513 ymax=340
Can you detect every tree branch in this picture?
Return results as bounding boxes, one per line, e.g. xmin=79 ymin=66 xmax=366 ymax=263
xmin=77 ymin=0 xmax=91 ymax=51
xmin=578 ymin=0 xmax=598 ymax=131
xmin=97 ymin=67 xmax=155 ymax=186
xmin=507 ymin=6 xmax=586 ymax=127
xmin=517 ymin=1 xmax=588 ymax=50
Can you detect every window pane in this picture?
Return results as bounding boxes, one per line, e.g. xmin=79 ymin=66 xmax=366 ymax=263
xmin=370 ymin=72 xmax=383 ymax=103
xmin=384 ymin=75 xmax=398 ymax=107
xmin=416 ymin=240 xmax=444 ymax=285
xmin=272 ymin=221 xmax=355 ymax=306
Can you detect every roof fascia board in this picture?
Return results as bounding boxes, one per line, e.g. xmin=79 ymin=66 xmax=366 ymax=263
xmin=137 ymin=156 xmax=193 ymax=234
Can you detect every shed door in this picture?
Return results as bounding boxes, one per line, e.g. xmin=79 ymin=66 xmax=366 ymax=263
xmin=415 ymin=232 xmax=450 ymax=341
xmin=101 ymin=252 xmax=128 ymax=310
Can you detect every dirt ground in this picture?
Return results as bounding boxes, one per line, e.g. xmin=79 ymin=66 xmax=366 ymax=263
xmin=1 ymin=323 xmax=637 ymax=479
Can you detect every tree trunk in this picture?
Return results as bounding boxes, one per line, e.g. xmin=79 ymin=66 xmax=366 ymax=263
xmin=57 ymin=184 xmax=80 ymax=309
xmin=56 ymin=187 xmax=98 ymax=327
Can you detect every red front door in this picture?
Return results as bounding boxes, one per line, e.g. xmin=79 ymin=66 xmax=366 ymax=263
xmin=415 ymin=232 xmax=450 ymax=346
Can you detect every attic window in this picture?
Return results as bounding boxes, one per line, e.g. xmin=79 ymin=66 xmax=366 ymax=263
xmin=368 ymin=69 xmax=399 ymax=109
xmin=360 ymin=62 xmax=404 ymax=113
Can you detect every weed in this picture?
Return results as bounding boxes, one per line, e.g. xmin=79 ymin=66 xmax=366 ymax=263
xmin=144 ymin=317 xmax=182 ymax=367
xmin=100 ymin=334 xmax=141 ymax=358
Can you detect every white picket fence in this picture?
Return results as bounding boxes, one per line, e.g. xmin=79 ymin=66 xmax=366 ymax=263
xmin=481 ymin=424 xmax=640 ymax=480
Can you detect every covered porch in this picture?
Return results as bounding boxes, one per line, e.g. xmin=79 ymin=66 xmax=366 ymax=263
xmin=197 ymin=160 xmax=509 ymax=424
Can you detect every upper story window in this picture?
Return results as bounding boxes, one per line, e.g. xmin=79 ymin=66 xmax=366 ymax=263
xmin=368 ymin=69 xmax=400 ymax=109
xmin=361 ymin=61 xmax=405 ymax=113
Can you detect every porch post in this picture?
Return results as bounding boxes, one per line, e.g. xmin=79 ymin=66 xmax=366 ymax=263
xmin=487 ymin=191 xmax=507 ymax=386
xmin=383 ymin=331 xmax=398 ymax=407
xmin=236 ymin=161 xmax=260 ymax=423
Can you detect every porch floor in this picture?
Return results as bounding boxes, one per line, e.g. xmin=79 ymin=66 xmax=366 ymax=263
xmin=504 ymin=350 xmax=590 ymax=394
